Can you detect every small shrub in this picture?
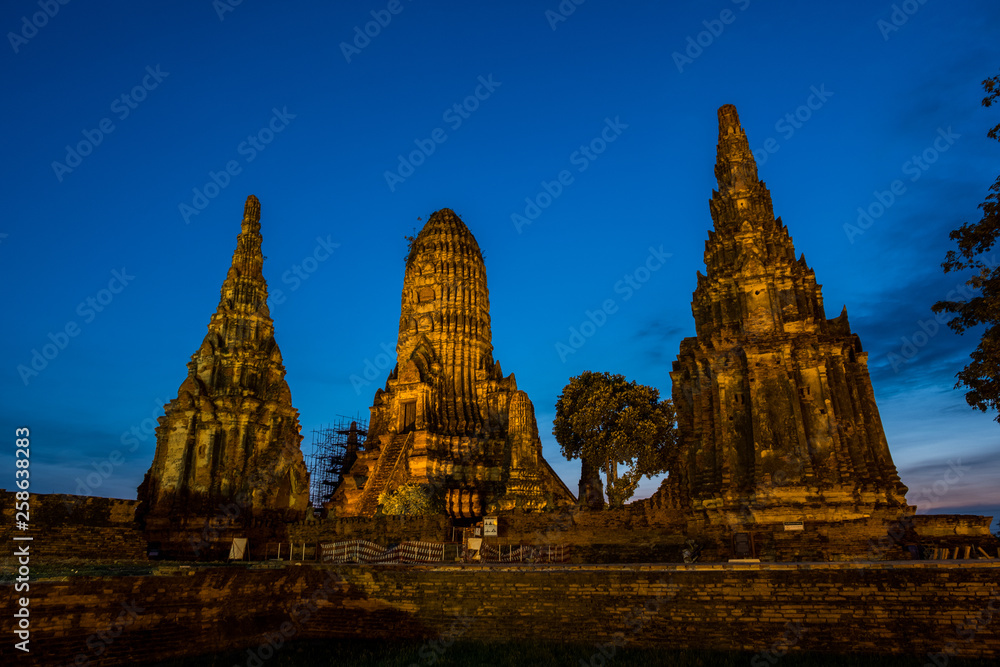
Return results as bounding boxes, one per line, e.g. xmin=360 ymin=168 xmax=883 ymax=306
xmin=377 ymin=484 xmax=438 ymax=516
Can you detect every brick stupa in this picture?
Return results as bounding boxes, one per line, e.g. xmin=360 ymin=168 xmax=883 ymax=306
xmin=331 ymin=209 xmax=575 ymax=517
xmin=663 ymin=106 xmax=911 ymax=527
xmin=137 ymin=195 xmax=310 ymax=527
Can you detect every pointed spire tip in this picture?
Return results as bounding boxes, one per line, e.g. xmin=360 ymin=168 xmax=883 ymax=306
xmin=713 ymin=104 xmax=759 ymax=195
xmin=244 ymin=195 xmax=261 ymax=223
xmin=718 ymin=104 xmax=741 ymax=131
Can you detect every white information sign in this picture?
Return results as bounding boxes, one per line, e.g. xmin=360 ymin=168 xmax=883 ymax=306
xmin=228 ymin=537 xmax=248 ymax=560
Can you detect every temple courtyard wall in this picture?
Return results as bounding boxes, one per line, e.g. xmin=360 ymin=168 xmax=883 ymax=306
xmin=2 ymin=492 xmax=995 ymax=564
xmin=4 ymin=491 xmax=999 ymax=663
xmin=3 ymin=561 xmax=999 ymax=665
xmin=1 ymin=493 xmax=146 ymax=562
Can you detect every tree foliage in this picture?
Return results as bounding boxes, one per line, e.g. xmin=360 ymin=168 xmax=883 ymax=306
xmin=553 ymin=371 xmax=678 ymax=508
xmin=931 ymin=69 xmax=1000 ymax=421
xmin=378 ymin=484 xmax=437 ymax=516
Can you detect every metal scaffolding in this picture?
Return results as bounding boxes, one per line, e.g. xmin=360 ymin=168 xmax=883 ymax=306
xmin=306 ymin=416 xmax=368 ymax=509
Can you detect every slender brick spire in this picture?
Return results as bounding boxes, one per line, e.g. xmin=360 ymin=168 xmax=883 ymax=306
xmin=696 ymin=105 xmax=820 ymax=339
xmin=138 ymin=196 xmax=309 ymax=535
xmin=663 ymin=107 xmax=910 ymax=524
xmin=714 ymin=104 xmax=760 ymax=197
xmin=218 ymin=195 xmax=268 ymax=316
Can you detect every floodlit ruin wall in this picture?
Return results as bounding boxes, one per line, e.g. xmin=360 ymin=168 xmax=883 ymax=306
xmin=3 ymin=562 xmax=999 ymax=666
xmin=2 ymin=491 xmax=994 ymax=563
xmin=289 ymin=507 xmax=995 ymax=563
xmin=0 ymin=492 xmax=146 ymax=561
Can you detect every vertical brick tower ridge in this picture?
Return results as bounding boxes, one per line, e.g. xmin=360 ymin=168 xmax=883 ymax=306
xmin=665 ymin=105 xmax=910 ymax=526
xmin=331 ymin=208 xmax=575 ymax=517
xmin=138 ymin=195 xmax=310 ymax=526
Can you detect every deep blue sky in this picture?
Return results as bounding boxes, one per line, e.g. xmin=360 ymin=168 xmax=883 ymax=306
xmin=3 ymin=0 xmax=998 ymax=530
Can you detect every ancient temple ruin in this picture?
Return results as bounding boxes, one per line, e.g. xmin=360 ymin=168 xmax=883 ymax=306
xmin=330 ymin=209 xmax=575 ymax=517
xmin=662 ymin=105 xmax=911 ymax=527
xmin=137 ymin=195 xmax=310 ymax=523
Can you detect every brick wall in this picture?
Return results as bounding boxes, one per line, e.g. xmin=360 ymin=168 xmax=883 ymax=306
xmin=287 ymin=514 xmax=453 ymax=545
xmin=0 ymin=492 xmax=147 ymax=561
xmin=2 ymin=491 xmax=995 ymax=564
xmin=4 ymin=561 xmax=999 ymax=665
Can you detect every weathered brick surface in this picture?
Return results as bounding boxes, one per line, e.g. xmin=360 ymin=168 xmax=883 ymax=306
xmin=664 ymin=105 xmax=912 ymax=530
xmin=331 ymin=208 xmax=575 ymax=518
xmin=1 ymin=492 xmax=147 ymax=561
xmin=287 ymin=514 xmax=453 ymax=545
xmin=137 ymin=195 xmax=310 ymax=523
xmin=3 ymin=492 xmax=995 ymax=564
xmin=4 ymin=562 xmax=998 ymax=665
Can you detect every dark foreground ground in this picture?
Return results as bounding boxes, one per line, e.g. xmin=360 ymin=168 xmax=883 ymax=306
xmin=146 ymin=638 xmax=995 ymax=666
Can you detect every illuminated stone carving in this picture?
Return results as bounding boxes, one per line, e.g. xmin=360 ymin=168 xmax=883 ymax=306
xmin=137 ymin=195 xmax=309 ymax=521
xmin=332 ymin=209 xmax=575 ymax=517
xmin=665 ymin=106 xmax=911 ymax=524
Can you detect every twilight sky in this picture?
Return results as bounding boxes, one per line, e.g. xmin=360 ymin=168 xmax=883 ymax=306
xmin=2 ymin=0 xmax=998 ymax=531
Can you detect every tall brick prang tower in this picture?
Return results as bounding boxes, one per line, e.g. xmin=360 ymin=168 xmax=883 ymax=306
xmin=665 ymin=105 xmax=910 ymax=527
xmin=331 ymin=209 xmax=574 ymax=517
xmin=138 ymin=195 xmax=310 ymax=527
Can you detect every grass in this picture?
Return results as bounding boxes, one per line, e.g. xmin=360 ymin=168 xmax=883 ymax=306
xmin=147 ymin=638 xmax=997 ymax=666
xmin=0 ymin=558 xmax=264 ymax=582
xmin=0 ymin=559 xmax=157 ymax=582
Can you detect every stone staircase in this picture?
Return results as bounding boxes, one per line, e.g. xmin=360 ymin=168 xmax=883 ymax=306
xmin=356 ymin=432 xmax=412 ymax=517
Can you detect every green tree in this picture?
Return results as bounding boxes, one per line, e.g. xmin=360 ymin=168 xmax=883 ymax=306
xmin=378 ymin=484 xmax=437 ymax=515
xmin=553 ymin=371 xmax=678 ymax=508
xmin=932 ymin=70 xmax=1000 ymax=421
